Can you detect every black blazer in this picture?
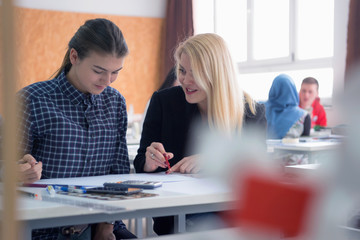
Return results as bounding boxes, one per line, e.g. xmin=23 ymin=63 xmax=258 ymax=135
xmin=133 ymin=86 xmax=267 ymax=173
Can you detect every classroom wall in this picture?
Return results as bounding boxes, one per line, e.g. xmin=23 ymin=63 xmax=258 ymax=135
xmin=0 ymin=0 xmax=167 ymax=114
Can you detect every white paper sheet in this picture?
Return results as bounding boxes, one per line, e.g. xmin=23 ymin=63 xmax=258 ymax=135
xmin=34 ymin=172 xmax=198 ymax=187
xmin=161 ymin=178 xmax=230 ymax=195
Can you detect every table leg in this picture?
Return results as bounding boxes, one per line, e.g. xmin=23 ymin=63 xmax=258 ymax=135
xmin=135 ymin=218 xmax=143 ymax=238
xmin=174 ymin=214 xmax=186 ymax=233
xmin=21 ymin=223 xmax=32 ymax=240
xmin=146 ymin=217 xmax=154 ymax=236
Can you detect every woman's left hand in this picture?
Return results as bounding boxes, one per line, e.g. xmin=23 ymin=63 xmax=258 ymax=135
xmin=17 ymin=154 xmax=42 ymax=183
xmin=167 ymin=154 xmax=200 ymax=174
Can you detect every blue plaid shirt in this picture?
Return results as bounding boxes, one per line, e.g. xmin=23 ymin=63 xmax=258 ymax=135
xmin=17 ymin=71 xmax=130 ymax=239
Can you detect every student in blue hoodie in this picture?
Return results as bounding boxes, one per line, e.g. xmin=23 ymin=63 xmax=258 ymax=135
xmin=265 ymin=74 xmax=311 ymax=139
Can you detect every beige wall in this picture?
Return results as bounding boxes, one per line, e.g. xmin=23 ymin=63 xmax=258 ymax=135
xmin=0 ymin=6 xmax=165 ymax=114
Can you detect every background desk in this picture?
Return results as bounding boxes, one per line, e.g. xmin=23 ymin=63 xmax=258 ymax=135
xmin=12 ymin=174 xmax=234 ymax=240
xmin=127 ymin=143 xmax=139 ymax=173
xmin=267 ymin=140 xmax=342 ymax=163
xmin=285 ymin=163 xmax=320 ymax=175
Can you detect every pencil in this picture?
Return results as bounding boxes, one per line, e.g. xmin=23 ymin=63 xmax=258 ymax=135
xmin=22 ymin=183 xmax=48 ymax=188
xmin=17 ymin=190 xmax=38 ymax=198
xmin=163 ymin=153 xmax=171 ymax=174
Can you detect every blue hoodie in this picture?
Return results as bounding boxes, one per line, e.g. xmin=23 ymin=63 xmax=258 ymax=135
xmin=265 ymin=74 xmax=306 ymax=139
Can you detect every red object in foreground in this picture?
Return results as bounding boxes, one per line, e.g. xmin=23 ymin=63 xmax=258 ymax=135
xmin=227 ymin=169 xmax=320 ymax=238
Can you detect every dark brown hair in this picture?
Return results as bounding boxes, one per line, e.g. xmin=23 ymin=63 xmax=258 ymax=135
xmin=54 ymin=18 xmax=128 ymax=78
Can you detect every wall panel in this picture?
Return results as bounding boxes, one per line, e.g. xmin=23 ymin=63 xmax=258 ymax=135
xmin=9 ymin=7 xmax=164 ymax=114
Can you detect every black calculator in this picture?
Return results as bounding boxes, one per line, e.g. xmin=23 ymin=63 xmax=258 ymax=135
xmin=104 ymin=180 xmax=162 ymax=189
xmin=85 ymin=186 xmax=142 ymax=195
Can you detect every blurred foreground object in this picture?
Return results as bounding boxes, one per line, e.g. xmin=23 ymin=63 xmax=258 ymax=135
xmin=225 ymin=165 xmax=324 ymax=239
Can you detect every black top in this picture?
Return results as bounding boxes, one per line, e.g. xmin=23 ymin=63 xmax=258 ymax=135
xmin=134 ymin=86 xmax=267 ymax=173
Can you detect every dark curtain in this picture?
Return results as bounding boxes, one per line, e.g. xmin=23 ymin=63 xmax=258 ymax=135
xmin=163 ymin=0 xmax=194 ymax=81
xmin=345 ymin=0 xmax=360 ymax=82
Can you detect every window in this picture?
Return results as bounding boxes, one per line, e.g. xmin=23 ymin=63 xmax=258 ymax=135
xmin=193 ymin=0 xmax=335 ymax=103
xmin=252 ymin=0 xmax=290 ymax=61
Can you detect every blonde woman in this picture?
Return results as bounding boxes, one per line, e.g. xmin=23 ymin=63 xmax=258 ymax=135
xmin=134 ymin=33 xmax=266 ymax=235
xmin=134 ymin=33 xmax=266 ymax=174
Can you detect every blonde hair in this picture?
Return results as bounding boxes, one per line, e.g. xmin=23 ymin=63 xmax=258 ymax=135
xmin=174 ymin=33 xmax=256 ymax=134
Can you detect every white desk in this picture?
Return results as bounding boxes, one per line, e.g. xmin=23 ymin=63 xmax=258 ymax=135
xmin=12 ymin=174 xmax=234 ymax=240
xmin=285 ymin=163 xmax=320 ymax=175
xmin=127 ymin=138 xmax=140 ymax=146
xmin=267 ymin=139 xmax=342 ymax=163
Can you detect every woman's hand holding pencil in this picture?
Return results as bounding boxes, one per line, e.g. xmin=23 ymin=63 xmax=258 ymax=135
xmin=144 ymin=142 xmax=174 ymax=173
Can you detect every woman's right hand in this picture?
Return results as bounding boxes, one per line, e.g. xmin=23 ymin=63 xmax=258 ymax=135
xmin=144 ymin=142 xmax=173 ymax=172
